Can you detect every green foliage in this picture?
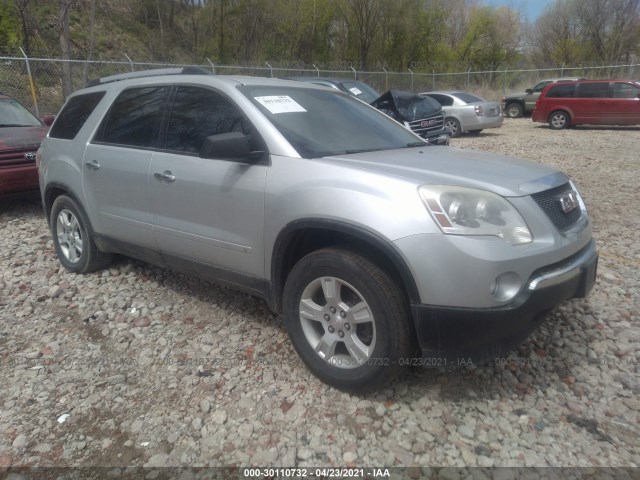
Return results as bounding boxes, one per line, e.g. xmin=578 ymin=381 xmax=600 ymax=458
xmin=1 ymin=0 xmax=638 ymax=69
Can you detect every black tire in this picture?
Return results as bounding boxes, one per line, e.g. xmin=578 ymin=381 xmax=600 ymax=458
xmin=444 ymin=117 xmax=462 ymax=138
xmin=505 ymin=103 xmax=523 ymax=118
xmin=548 ymin=110 xmax=570 ymax=130
xmin=468 ymin=129 xmax=483 ymax=135
xmin=50 ymin=195 xmax=112 ymax=273
xmin=283 ymin=248 xmax=415 ymax=393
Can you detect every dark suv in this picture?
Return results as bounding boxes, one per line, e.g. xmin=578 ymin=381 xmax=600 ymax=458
xmin=0 ymin=93 xmax=51 ymax=197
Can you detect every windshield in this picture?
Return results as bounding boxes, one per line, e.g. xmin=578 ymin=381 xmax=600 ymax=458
xmin=339 ymin=81 xmax=380 ymax=103
xmin=240 ymin=86 xmax=423 ymax=159
xmin=453 ymin=92 xmax=484 ymax=103
xmin=0 ymin=98 xmax=41 ymax=127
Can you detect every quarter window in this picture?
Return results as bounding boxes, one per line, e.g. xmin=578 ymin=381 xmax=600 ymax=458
xmin=164 ymin=87 xmax=252 ymax=154
xmin=50 ymin=91 xmax=105 ymax=140
xmin=96 ymin=86 xmax=170 ymax=148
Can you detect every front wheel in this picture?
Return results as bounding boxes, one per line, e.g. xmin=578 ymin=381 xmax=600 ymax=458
xmin=548 ymin=110 xmax=570 ymax=130
xmin=505 ymin=103 xmax=523 ymax=118
xmin=50 ymin=195 xmax=112 ymax=273
xmin=444 ymin=117 xmax=461 ymax=138
xmin=283 ymin=248 xmax=415 ymax=393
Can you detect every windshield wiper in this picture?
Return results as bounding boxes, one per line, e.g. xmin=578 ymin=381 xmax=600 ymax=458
xmin=0 ymin=124 xmax=31 ymax=127
xmin=404 ymin=141 xmax=427 ymax=148
xmin=344 ymin=147 xmax=384 ymax=154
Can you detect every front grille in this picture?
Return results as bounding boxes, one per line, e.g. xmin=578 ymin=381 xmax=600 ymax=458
xmin=0 ymin=148 xmax=37 ymax=169
xmin=408 ymin=112 xmax=445 ymax=137
xmin=531 ymin=182 xmax=582 ymax=230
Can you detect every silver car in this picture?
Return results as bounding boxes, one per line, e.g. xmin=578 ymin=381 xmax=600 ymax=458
xmin=38 ymin=69 xmax=597 ymax=393
xmin=421 ymin=91 xmax=503 ymax=137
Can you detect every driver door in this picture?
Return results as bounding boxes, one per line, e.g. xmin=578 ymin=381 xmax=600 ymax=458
xmin=148 ymin=86 xmax=267 ymax=279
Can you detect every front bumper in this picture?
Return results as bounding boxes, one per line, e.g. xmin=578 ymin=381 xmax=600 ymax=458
xmin=411 ymin=240 xmax=598 ymax=362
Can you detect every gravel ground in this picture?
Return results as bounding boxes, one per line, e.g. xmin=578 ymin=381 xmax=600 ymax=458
xmin=0 ymin=118 xmax=638 ymax=470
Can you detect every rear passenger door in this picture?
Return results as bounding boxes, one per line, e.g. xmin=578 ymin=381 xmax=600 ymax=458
xmin=610 ymin=82 xmax=640 ymax=124
xmin=148 ymin=86 xmax=267 ymax=281
xmin=574 ymin=82 xmax=611 ymax=123
xmin=83 ymin=85 xmax=171 ymax=248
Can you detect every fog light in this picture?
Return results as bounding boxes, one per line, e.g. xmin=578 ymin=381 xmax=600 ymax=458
xmin=491 ymin=272 xmax=522 ymax=302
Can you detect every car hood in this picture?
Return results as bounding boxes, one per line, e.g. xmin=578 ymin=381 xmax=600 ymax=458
xmin=0 ymin=126 xmax=48 ymax=150
xmin=503 ymin=92 xmax=526 ymax=100
xmin=320 ymin=147 xmax=567 ymax=197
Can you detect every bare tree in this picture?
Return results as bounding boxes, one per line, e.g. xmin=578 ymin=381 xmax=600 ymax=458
xmin=338 ymin=0 xmax=386 ymax=69
xmin=59 ymin=0 xmax=75 ymax=99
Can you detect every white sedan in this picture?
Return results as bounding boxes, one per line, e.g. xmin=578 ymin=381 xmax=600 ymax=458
xmin=421 ymin=91 xmax=503 ymax=138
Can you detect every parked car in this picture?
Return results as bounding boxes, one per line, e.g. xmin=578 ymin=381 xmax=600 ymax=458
xmin=532 ymin=79 xmax=640 ymax=129
xmin=286 ymin=76 xmax=381 ymax=104
xmin=370 ymin=90 xmax=448 ymax=143
xmin=289 ymin=77 xmax=449 ymax=145
xmin=0 ymin=93 xmax=52 ymax=197
xmin=421 ymin=91 xmax=503 ymax=137
xmin=501 ymin=77 xmax=585 ymax=118
xmin=39 ymin=68 xmax=597 ymax=393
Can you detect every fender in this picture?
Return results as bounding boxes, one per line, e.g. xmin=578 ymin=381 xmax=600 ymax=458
xmin=269 ymin=218 xmax=421 ymax=312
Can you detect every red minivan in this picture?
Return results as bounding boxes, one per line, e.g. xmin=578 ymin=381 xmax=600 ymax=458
xmin=532 ymin=80 xmax=640 ymax=129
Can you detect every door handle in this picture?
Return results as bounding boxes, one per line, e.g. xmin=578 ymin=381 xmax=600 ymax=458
xmin=85 ymin=160 xmax=100 ymax=170
xmin=154 ymin=171 xmax=176 ymax=182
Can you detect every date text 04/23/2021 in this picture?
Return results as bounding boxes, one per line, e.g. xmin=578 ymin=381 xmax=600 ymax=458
xmin=243 ymin=467 xmax=391 ymax=478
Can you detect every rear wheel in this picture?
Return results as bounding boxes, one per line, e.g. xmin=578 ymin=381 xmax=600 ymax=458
xmin=505 ymin=103 xmax=523 ymax=118
xmin=548 ymin=110 xmax=570 ymax=130
xmin=50 ymin=195 xmax=112 ymax=273
xmin=283 ymin=248 xmax=415 ymax=393
xmin=444 ymin=117 xmax=461 ymax=138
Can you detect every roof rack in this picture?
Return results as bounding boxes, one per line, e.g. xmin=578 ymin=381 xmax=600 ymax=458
xmin=86 ymin=66 xmax=211 ymax=87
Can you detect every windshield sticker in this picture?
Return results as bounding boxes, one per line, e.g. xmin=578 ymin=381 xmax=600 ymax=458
xmin=254 ymin=96 xmax=307 ymax=114
xmin=349 ymin=87 xmax=363 ymax=96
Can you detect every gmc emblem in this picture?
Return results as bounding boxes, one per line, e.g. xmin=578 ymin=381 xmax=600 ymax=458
xmin=558 ymin=191 xmax=579 ymax=213
xmin=420 ymin=119 xmax=437 ymax=128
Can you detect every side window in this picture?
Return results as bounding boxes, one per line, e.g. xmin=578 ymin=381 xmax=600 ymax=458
xmin=164 ymin=86 xmax=252 ymax=154
xmin=532 ymin=81 xmax=550 ymax=93
xmin=430 ymin=94 xmax=453 ymax=106
xmin=546 ymin=84 xmax=575 ymax=98
xmin=612 ymin=82 xmax=639 ymax=98
xmin=49 ymin=91 xmax=105 ymax=140
xmin=576 ymin=83 xmax=609 ymax=98
xmin=95 ymin=86 xmax=170 ymax=148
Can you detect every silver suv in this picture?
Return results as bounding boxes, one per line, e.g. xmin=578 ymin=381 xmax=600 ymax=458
xmin=38 ymin=68 xmax=598 ymax=393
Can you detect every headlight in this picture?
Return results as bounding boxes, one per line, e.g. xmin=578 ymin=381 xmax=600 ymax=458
xmin=418 ymin=185 xmax=532 ymax=245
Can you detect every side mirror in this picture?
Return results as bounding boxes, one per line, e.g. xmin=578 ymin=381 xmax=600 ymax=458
xmin=42 ymin=115 xmax=55 ymax=126
xmin=525 ymin=89 xmax=533 ymax=94
xmin=199 ymin=132 xmax=264 ymax=163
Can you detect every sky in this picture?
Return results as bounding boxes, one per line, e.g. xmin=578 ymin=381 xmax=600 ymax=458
xmin=482 ymin=0 xmax=556 ymax=22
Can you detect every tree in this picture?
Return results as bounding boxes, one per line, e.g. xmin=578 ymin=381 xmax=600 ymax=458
xmin=59 ymin=0 xmax=75 ymax=99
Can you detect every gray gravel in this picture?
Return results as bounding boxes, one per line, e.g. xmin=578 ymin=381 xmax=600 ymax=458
xmin=0 ymin=118 xmax=638 ymax=468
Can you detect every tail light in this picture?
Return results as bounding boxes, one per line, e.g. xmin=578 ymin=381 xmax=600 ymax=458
xmin=474 ymin=105 xmax=485 ymax=116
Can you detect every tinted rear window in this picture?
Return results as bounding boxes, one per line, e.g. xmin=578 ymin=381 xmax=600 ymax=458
xmin=49 ymin=91 xmax=105 ymax=139
xmin=95 ymin=86 xmax=170 ymax=148
xmin=576 ymin=83 xmax=609 ymax=98
xmin=546 ymin=84 xmax=576 ymax=98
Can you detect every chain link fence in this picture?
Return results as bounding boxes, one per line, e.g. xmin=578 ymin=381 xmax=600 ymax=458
xmin=1 ymin=55 xmax=638 ymax=117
